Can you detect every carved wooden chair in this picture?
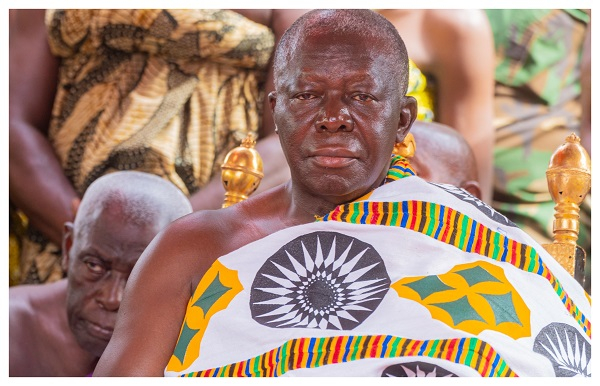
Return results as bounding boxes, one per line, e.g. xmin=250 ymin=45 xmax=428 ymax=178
xmin=542 ymin=133 xmax=591 ymax=288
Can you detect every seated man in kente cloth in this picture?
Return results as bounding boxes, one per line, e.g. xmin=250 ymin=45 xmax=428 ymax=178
xmin=9 ymin=171 xmax=192 ymax=376
xmin=95 ymin=10 xmax=591 ymax=377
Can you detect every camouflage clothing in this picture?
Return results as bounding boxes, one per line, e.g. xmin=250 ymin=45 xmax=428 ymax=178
xmin=486 ymin=9 xmax=591 ymax=290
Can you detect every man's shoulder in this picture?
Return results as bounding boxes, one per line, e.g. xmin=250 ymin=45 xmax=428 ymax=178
xmin=424 ymin=9 xmax=490 ymax=43
xmin=160 ymin=204 xmax=257 ymax=251
xmin=9 ymin=283 xmax=58 ymax=372
xmin=171 ymin=186 xmax=286 ymax=238
xmin=9 ymin=280 xmax=66 ymax=327
xmin=9 ymin=285 xmax=35 ymax=325
xmin=138 ymin=190 xmax=289 ymax=291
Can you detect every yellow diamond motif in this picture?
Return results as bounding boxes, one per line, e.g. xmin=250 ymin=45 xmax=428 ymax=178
xmin=391 ymin=261 xmax=530 ymax=339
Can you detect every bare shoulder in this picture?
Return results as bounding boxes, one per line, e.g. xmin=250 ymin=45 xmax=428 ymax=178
xmin=134 ymin=186 xmax=290 ymax=291
xmin=9 ymin=285 xmax=34 ymax=374
xmin=9 ymin=280 xmax=65 ymax=321
xmin=9 ymin=280 xmax=67 ymax=375
xmin=423 ymin=9 xmax=493 ymax=71
xmin=9 ymin=284 xmax=35 ymax=327
xmin=425 ymin=9 xmax=490 ymax=37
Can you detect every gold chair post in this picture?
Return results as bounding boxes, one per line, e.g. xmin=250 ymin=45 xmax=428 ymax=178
xmin=221 ymin=134 xmax=264 ymax=208
xmin=542 ymin=133 xmax=591 ymax=284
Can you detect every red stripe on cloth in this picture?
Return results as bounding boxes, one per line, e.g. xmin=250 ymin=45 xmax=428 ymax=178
xmin=475 ymin=224 xmax=484 ymax=253
xmin=369 ymin=335 xmax=382 ymax=358
xmin=409 ymin=201 xmax=418 ymax=229
xmin=445 ymin=339 xmax=456 ymax=361
xmin=371 ymin=203 xmax=380 ymax=224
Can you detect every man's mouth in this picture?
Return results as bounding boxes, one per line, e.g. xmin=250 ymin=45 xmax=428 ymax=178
xmin=85 ymin=320 xmax=114 ymax=341
xmin=309 ymin=148 xmax=358 ymax=168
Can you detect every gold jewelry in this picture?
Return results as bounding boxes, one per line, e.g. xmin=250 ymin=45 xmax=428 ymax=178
xmin=392 ymin=133 xmax=416 ymax=158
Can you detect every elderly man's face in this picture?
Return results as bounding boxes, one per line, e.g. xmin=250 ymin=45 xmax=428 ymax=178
xmin=271 ymin=32 xmax=411 ymax=204
xmin=62 ymin=208 xmax=161 ymax=357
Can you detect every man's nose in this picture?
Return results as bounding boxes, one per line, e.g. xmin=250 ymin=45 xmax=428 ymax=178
xmin=96 ymin=274 xmax=126 ymax=312
xmin=315 ymin=98 xmax=354 ymax=132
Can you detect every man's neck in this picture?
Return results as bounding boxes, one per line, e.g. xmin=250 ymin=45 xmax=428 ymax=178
xmin=287 ymin=180 xmax=384 ymax=221
xmin=38 ymin=280 xmax=99 ymax=376
xmin=286 ymin=156 xmax=414 ymax=221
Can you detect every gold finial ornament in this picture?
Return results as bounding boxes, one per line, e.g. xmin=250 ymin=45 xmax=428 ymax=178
xmin=393 ymin=133 xmax=416 ymax=158
xmin=221 ymin=133 xmax=264 ymax=208
xmin=543 ymin=133 xmax=591 ymax=283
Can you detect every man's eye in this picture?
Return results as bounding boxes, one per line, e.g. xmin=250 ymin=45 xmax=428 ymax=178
xmin=295 ymin=93 xmax=317 ymax=100
xmin=352 ymin=94 xmax=375 ymax=102
xmin=85 ymin=260 xmax=106 ymax=275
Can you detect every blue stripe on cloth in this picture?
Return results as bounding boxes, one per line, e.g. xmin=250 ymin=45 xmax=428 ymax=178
xmin=466 ymin=220 xmax=476 ymax=251
xmin=401 ymin=201 xmax=408 ymax=227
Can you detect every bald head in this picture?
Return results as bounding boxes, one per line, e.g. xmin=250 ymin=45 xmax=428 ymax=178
xmin=63 ymin=171 xmax=191 ymax=358
xmin=410 ymin=121 xmax=481 ymax=199
xmin=74 ymin=171 xmax=192 ymax=234
xmin=273 ymin=9 xmax=410 ymax=94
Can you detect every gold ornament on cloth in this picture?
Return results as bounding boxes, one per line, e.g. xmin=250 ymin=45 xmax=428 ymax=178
xmin=221 ymin=133 xmax=264 ymax=208
xmin=393 ymin=133 xmax=416 ymax=159
xmin=542 ymin=133 xmax=591 ymax=285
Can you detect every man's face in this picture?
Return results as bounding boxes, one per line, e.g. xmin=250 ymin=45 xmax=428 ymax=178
xmin=63 ymin=209 xmax=161 ymax=357
xmin=271 ymin=33 xmax=412 ymax=205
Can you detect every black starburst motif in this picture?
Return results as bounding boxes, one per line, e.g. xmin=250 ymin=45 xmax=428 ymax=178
xmin=250 ymin=231 xmax=390 ymax=330
xmin=533 ymin=322 xmax=591 ymax=377
xmin=430 ymin=182 xmax=516 ymax=227
xmin=382 ymin=362 xmax=457 ymax=377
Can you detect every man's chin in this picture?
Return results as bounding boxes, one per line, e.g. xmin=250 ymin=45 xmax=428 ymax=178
xmin=73 ymin=328 xmax=110 ymax=358
xmin=77 ymin=336 xmax=109 ymax=358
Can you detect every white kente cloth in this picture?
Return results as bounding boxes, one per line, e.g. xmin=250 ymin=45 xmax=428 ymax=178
xmin=165 ymin=175 xmax=591 ymax=377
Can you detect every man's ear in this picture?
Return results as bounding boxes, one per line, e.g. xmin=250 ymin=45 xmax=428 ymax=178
xmin=268 ymin=91 xmax=277 ymax=114
xmin=71 ymin=197 xmax=81 ymax=219
xmin=461 ymin=180 xmax=482 ymax=201
xmin=396 ymin=95 xmax=418 ymax=143
xmin=61 ymin=222 xmax=74 ymax=273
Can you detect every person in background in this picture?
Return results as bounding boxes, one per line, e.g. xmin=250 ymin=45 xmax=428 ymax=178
xmin=486 ymin=9 xmax=591 ymax=292
xmin=9 ymin=171 xmax=192 ymax=376
xmin=9 ymin=9 xmax=307 ymax=286
xmin=94 ymin=10 xmax=590 ymax=377
xmin=376 ymin=9 xmax=496 ymax=203
xmin=410 ymin=121 xmax=481 ymax=200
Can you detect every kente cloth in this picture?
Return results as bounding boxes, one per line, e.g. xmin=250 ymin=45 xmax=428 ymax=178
xmin=485 ymin=10 xmax=591 ymax=290
xmin=164 ymin=156 xmax=591 ymax=377
xmin=12 ymin=9 xmax=275 ymax=285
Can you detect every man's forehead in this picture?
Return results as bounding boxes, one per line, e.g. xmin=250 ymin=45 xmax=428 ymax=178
xmin=283 ymin=44 xmax=393 ymax=85
xmin=297 ymin=30 xmax=382 ymax=53
xmin=290 ymin=35 xmax=387 ymax=68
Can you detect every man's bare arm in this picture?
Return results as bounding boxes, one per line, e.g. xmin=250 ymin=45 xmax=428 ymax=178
xmin=9 ymin=9 xmax=78 ymax=244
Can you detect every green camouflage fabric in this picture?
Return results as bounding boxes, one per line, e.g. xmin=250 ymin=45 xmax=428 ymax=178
xmin=486 ymin=9 xmax=591 ymax=291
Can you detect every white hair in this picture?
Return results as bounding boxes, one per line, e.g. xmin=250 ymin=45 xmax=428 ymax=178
xmin=74 ymin=171 xmax=192 ymax=233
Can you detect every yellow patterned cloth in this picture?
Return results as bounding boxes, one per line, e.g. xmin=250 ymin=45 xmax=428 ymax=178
xmin=165 ymin=158 xmax=590 ymax=377
xmin=407 ymin=59 xmax=435 ymax=122
xmin=46 ymin=9 xmax=274 ymax=195
xmin=13 ymin=9 xmax=275 ymax=285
